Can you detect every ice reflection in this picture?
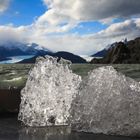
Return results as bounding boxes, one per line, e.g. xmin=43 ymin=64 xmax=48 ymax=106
xmin=19 ymin=126 xmax=71 ymax=140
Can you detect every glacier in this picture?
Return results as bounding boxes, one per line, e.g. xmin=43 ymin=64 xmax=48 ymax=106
xmin=18 ymin=56 xmax=81 ymax=126
xmin=18 ymin=56 xmax=140 ymax=137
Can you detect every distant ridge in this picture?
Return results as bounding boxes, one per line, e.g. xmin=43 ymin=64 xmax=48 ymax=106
xmin=18 ymin=51 xmax=87 ymax=64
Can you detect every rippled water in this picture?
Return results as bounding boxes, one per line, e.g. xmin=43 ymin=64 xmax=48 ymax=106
xmin=71 ymin=64 xmax=140 ymax=82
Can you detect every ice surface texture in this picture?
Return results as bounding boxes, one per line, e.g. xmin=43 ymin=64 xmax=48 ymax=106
xmin=19 ymin=56 xmax=140 ymax=137
xmin=71 ymin=66 xmax=140 ymax=136
xmin=18 ymin=56 xmax=81 ymax=126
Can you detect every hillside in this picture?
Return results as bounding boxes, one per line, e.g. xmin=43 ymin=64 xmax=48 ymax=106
xmin=91 ymin=37 xmax=140 ymax=64
xmin=18 ymin=51 xmax=87 ymax=64
xmin=91 ymin=49 xmax=107 ymax=58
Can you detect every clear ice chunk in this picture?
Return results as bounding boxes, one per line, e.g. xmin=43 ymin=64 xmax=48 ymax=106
xmin=18 ymin=60 xmax=140 ymax=137
xmin=71 ymin=66 xmax=140 ymax=136
xmin=18 ymin=56 xmax=81 ymax=126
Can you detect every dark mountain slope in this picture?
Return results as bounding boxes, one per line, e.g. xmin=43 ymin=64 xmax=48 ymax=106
xmin=91 ymin=49 xmax=108 ymax=57
xmin=91 ymin=37 xmax=140 ymax=64
xmin=18 ymin=51 xmax=87 ymax=64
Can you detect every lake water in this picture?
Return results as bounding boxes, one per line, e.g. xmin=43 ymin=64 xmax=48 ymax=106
xmin=0 ymin=55 xmax=34 ymax=64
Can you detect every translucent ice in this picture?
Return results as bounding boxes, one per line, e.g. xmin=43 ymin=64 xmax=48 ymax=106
xmin=19 ymin=126 xmax=71 ymax=140
xmin=18 ymin=56 xmax=81 ymax=126
xmin=71 ymin=66 xmax=140 ymax=136
xmin=19 ymin=60 xmax=140 ymax=137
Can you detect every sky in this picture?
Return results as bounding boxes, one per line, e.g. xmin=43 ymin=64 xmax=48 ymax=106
xmin=0 ymin=0 xmax=140 ymax=55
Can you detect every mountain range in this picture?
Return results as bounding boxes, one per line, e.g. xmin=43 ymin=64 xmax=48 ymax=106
xmin=0 ymin=42 xmax=87 ymax=63
xmin=18 ymin=51 xmax=87 ymax=64
xmin=0 ymin=42 xmax=51 ymax=58
xmin=1 ymin=37 xmax=140 ymax=64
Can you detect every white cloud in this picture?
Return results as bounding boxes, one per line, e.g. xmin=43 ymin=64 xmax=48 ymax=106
xmin=35 ymin=10 xmax=78 ymax=34
xmin=97 ymin=19 xmax=140 ymax=39
xmin=0 ymin=25 xmax=31 ymax=45
xmin=0 ymin=18 xmax=140 ymax=55
xmin=33 ymin=0 xmax=140 ymax=35
xmin=0 ymin=0 xmax=10 ymax=13
xmin=30 ymin=18 xmax=140 ymax=55
xmin=42 ymin=0 xmax=140 ymax=24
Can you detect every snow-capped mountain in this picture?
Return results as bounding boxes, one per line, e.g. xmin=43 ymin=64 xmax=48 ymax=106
xmin=0 ymin=42 xmax=87 ymax=63
xmin=91 ymin=42 xmax=119 ymax=58
xmin=91 ymin=39 xmax=128 ymax=58
xmin=0 ymin=42 xmax=52 ymax=61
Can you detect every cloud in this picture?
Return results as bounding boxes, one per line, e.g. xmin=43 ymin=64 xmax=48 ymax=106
xmin=29 ymin=18 xmax=140 ymax=55
xmin=0 ymin=18 xmax=140 ymax=55
xmin=97 ymin=19 xmax=140 ymax=39
xmin=42 ymin=0 xmax=140 ymax=24
xmin=0 ymin=0 xmax=10 ymax=13
xmin=35 ymin=11 xmax=78 ymax=34
xmin=34 ymin=0 xmax=140 ymax=35
xmin=0 ymin=25 xmax=31 ymax=45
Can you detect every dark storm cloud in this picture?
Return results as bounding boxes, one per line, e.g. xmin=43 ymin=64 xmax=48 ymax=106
xmin=75 ymin=0 xmax=140 ymax=21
